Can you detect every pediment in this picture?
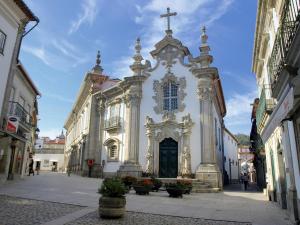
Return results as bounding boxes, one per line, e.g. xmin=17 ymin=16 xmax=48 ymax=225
xmin=150 ymin=35 xmax=190 ymax=58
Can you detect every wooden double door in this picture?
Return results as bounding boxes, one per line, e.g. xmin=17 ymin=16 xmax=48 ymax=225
xmin=159 ymin=138 xmax=178 ymax=178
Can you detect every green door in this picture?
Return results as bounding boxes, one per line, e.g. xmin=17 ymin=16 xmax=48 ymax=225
xmin=159 ymin=138 xmax=178 ymax=178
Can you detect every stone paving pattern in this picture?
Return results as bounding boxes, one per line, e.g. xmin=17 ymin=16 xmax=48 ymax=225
xmin=66 ymin=210 xmax=252 ymax=225
xmin=0 ymin=195 xmax=84 ymax=225
xmin=0 ymin=173 xmax=293 ymax=225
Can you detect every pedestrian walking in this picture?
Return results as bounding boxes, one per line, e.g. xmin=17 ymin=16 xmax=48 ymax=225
xmin=243 ymin=173 xmax=249 ymax=191
xmin=28 ymin=159 xmax=34 ymax=176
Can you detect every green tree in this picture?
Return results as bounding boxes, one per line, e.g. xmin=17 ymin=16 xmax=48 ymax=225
xmin=235 ymin=134 xmax=250 ymax=146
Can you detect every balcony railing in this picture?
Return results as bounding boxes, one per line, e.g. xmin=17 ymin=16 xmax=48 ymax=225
xmin=104 ymin=116 xmax=121 ymax=131
xmin=268 ymin=0 xmax=300 ymax=96
xmin=8 ymin=101 xmax=32 ymax=128
xmin=256 ymin=88 xmax=275 ymax=132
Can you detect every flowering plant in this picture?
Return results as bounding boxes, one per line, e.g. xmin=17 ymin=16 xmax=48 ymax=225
xmin=135 ymin=179 xmax=153 ymax=187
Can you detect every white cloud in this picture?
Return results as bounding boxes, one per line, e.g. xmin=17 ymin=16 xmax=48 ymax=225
xmin=69 ymin=0 xmax=99 ymax=34
xmin=22 ymin=45 xmax=51 ymax=66
xmin=112 ymin=0 xmax=235 ymax=78
xmin=224 ymin=90 xmax=258 ymax=134
xmin=39 ymin=128 xmax=62 ymax=139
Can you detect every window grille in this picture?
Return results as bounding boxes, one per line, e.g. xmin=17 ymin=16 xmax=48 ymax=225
xmin=0 ymin=30 xmax=6 ymax=55
xmin=163 ymin=82 xmax=178 ymax=111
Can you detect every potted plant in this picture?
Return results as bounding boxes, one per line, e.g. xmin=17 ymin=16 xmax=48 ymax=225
xmin=121 ymin=175 xmax=137 ymax=190
xmin=151 ymin=177 xmax=162 ymax=192
xmin=133 ymin=179 xmax=153 ymax=195
xmin=177 ymin=179 xmax=193 ymax=194
xmin=98 ymin=178 xmax=126 ymax=218
xmin=165 ymin=182 xmax=185 ymax=198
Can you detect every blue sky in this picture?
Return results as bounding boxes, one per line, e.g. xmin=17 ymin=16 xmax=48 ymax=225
xmin=21 ymin=0 xmax=258 ymax=139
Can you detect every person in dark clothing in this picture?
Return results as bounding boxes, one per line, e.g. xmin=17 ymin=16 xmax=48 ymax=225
xmin=243 ymin=173 xmax=249 ymax=190
xmin=28 ymin=159 xmax=34 ymax=176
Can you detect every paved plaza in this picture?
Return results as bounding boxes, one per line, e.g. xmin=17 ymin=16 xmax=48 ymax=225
xmin=0 ymin=173 xmax=293 ymax=225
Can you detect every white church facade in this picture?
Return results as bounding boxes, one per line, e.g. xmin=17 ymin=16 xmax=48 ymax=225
xmin=64 ymin=9 xmax=227 ymax=190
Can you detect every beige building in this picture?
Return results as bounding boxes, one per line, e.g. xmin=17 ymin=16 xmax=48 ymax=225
xmin=34 ymin=133 xmax=65 ymax=172
xmin=253 ymin=0 xmax=300 ymax=222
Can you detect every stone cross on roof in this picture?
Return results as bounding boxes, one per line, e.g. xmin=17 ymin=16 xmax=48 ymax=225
xmin=160 ymin=7 xmax=177 ymax=32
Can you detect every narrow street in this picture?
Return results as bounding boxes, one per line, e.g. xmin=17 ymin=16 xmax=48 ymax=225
xmin=0 ymin=173 xmax=292 ymax=225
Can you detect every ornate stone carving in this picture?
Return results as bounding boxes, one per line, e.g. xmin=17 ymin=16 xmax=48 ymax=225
xmin=197 ymin=86 xmax=211 ymax=100
xmin=143 ymin=114 xmax=194 ymax=177
xmin=152 ymin=71 xmax=186 ymax=114
xmin=124 ymin=85 xmax=142 ymax=107
xmin=96 ymin=96 xmax=106 ymax=113
xmin=162 ymin=111 xmax=176 ymax=122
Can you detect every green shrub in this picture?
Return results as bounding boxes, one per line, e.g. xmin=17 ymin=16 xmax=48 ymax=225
xmin=99 ymin=178 xmax=126 ymax=197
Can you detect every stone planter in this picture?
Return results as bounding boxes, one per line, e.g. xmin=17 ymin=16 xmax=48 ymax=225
xmin=99 ymin=196 xmax=126 ymax=218
xmin=183 ymin=186 xmax=192 ymax=194
xmin=166 ymin=187 xmax=184 ymax=198
xmin=133 ymin=185 xmax=151 ymax=195
xmin=151 ymin=183 xmax=162 ymax=192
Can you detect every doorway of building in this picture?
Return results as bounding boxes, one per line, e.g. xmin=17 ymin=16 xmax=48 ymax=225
xmin=159 ymin=138 xmax=178 ymax=178
xmin=277 ymin=142 xmax=287 ymax=209
xmin=52 ymin=162 xmax=57 ymax=172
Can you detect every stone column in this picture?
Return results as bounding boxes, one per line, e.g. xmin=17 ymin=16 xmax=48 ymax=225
xmin=282 ymin=121 xmax=299 ymax=223
xmin=97 ymin=96 xmax=106 ymax=177
xmin=118 ymin=85 xmax=142 ymax=177
xmin=195 ymin=75 xmax=221 ymax=189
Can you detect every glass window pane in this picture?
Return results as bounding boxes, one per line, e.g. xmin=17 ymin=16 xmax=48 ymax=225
xmin=171 ymin=98 xmax=178 ymax=110
xmin=163 ymin=84 xmax=169 ymax=97
xmin=163 ymin=98 xmax=169 ymax=110
xmin=171 ymin=84 xmax=178 ymax=97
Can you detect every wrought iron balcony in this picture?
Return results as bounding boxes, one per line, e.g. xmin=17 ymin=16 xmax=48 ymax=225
xmin=8 ymin=101 xmax=32 ymax=128
xmin=104 ymin=116 xmax=121 ymax=132
xmin=268 ymin=0 xmax=300 ymax=97
xmin=256 ymin=88 xmax=275 ymax=132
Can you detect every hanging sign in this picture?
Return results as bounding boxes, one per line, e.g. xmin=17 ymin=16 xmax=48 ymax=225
xmin=6 ymin=116 xmax=19 ymax=133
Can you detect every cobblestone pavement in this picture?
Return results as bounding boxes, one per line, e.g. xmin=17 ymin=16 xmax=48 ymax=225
xmin=0 ymin=195 xmax=84 ymax=225
xmin=66 ymin=210 xmax=252 ymax=225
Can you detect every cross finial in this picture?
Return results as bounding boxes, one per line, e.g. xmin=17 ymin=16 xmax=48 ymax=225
xmin=160 ymin=7 xmax=177 ymax=33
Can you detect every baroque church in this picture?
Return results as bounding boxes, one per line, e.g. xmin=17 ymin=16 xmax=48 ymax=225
xmin=64 ymin=8 xmax=227 ymax=190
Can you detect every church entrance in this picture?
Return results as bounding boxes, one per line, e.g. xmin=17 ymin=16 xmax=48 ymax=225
xmin=159 ymin=138 xmax=178 ymax=178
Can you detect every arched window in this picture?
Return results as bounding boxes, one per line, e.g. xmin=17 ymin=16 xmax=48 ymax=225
xmin=109 ymin=145 xmax=117 ymax=159
xmin=163 ymin=82 xmax=178 ymax=111
xmin=104 ymin=138 xmax=120 ymax=161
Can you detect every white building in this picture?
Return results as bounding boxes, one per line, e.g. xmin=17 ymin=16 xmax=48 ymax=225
xmin=223 ymin=128 xmax=239 ymax=183
xmin=65 ymin=9 xmax=227 ymax=191
xmin=0 ymin=0 xmax=39 ymax=182
xmin=34 ymin=133 xmax=65 ymax=172
xmin=253 ymin=0 xmax=300 ymax=222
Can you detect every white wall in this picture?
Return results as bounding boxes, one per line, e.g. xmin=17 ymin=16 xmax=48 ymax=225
xmin=33 ymin=154 xmax=64 ymax=172
xmin=223 ymin=130 xmax=239 ymax=180
xmin=139 ymin=59 xmax=202 ymax=173
xmin=0 ymin=2 xmax=19 ymax=112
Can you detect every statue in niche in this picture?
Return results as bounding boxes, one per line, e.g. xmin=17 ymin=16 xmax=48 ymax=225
xmin=145 ymin=150 xmax=153 ymax=174
xmin=181 ymin=146 xmax=191 ymax=177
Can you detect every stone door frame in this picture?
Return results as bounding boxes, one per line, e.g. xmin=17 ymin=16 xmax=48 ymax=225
xmin=145 ymin=113 xmax=194 ymax=177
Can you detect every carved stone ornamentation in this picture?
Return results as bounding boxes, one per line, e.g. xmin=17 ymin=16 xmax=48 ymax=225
xmin=153 ymin=71 xmax=186 ymax=114
xmin=181 ymin=146 xmax=191 ymax=176
xmin=143 ymin=114 xmax=194 ymax=177
xmin=124 ymin=85 xmax=142 ymax=108
xmin=197 ymin=85 xmax=211 ymax=101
